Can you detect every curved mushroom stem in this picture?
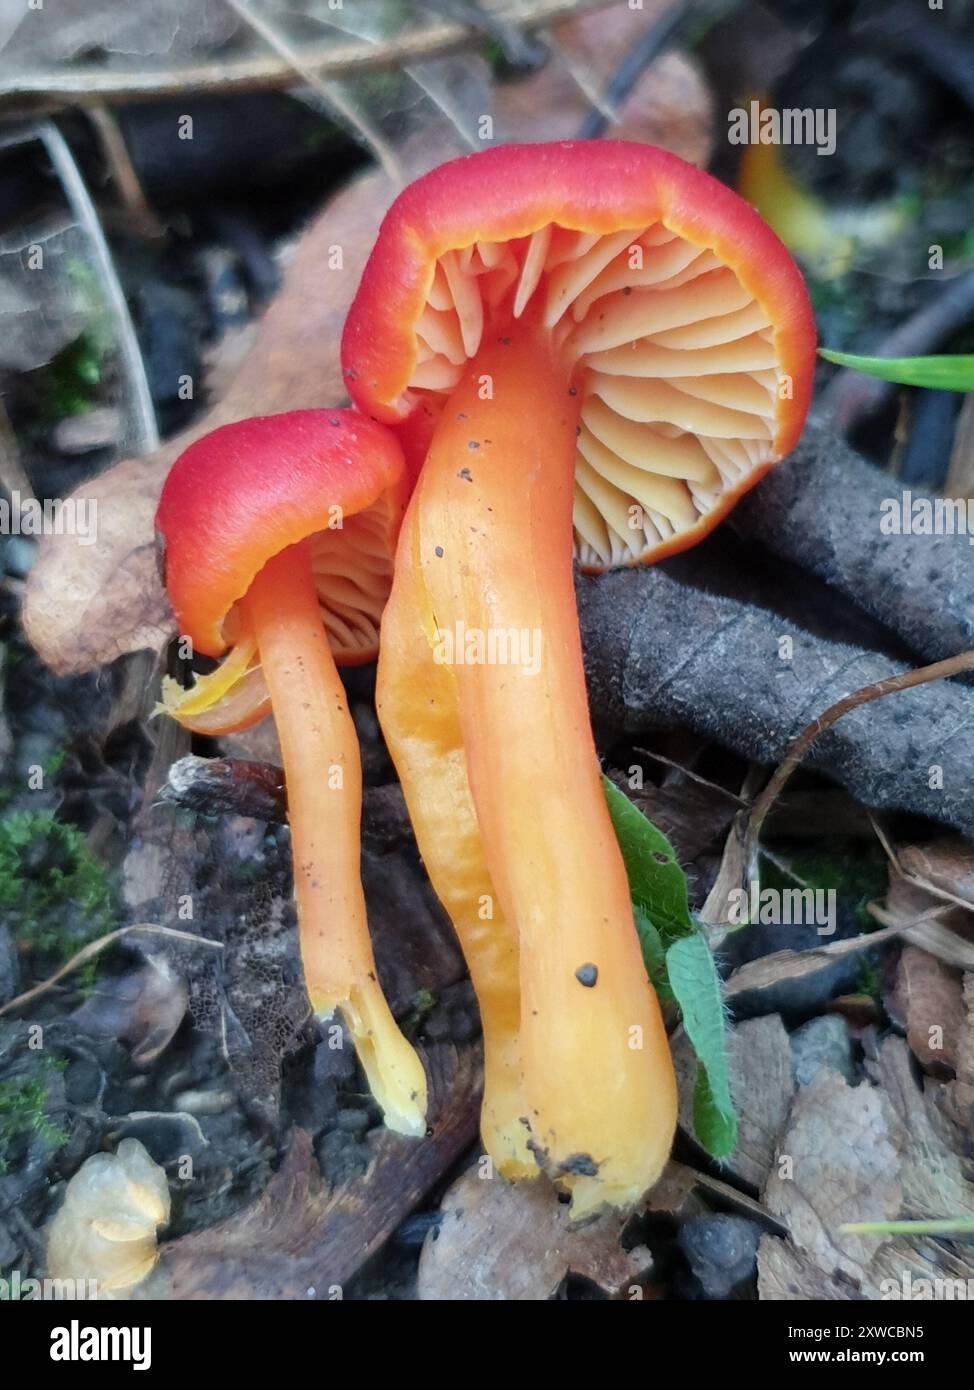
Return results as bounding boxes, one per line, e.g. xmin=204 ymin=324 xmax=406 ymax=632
xmin=411 ymin=319 xmax=676 ymax=1213
xmin=244 ymin=540 xmax=427 ymax=1137
xmin=377 ymin=503 xmax=534 ymax=1178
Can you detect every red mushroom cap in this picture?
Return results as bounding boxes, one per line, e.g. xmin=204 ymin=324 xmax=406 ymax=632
xmin=156 ymin=409 xmax=407 ymax=660
xmin=341 ymin=140 xmax=815 ymax=571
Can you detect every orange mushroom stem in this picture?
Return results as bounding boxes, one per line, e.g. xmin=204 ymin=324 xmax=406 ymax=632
xmin=155 ymin=410 xmax=427 ymax=1136
xmin=345 ymin=142 xmax=816 ymax=1212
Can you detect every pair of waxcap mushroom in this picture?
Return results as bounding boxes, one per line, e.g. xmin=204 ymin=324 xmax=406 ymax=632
xmin=157 ymin=141 xmax=816 ymax=1217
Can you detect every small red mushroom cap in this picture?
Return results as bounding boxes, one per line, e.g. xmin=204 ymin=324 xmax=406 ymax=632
xmin=156 ymin=409 xmax=407 ymax=660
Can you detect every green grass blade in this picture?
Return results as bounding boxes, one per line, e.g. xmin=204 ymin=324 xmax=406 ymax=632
xmin=818 ymin=348 xmax=974 ymax=392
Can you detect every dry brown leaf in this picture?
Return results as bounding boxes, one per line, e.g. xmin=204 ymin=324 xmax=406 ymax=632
xmin=867 ymin=1035 xmax=974 ymax=1224
xmin=871 ymin=847 xmax=974 ymax=969
xmin=899 ymin=838 xmax=974 ymax=904
xmin=888 ymin=945 xmax=965 ymax=1076
xmin=759 ymin=1069 xmax=902 ymax=1298
xmin=673 ymin=1014 xmax=795 ymax=1189
xmin=417 ymin=1166 xmax=650 ymax=1301
xmin=759 ymin=1038 xmax=974 ymax=1300
xmin=758 ymin=1240 xmax=863 ymax=1301
xmin=947 ymin=976 xmax=974 ymax=1133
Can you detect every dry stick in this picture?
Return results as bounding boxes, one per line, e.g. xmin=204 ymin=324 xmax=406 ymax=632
xmin=0 ymin=0 xmax=604 ymax=111
xmin=743 ymin=648 xmax=974 ymax=877
xmin=0 ymin=924 xmax=223 ymax=1020
xmin=222 ymin=0 xmax=405 ymax=186
xmin=423 ymin=0 xmax=548 ymax=68
xmin=575 ymin=0 xmax=690 ymax=138
xmin=85 ymin=107 xmax=166 ymax=240
xmin=731 ymin=423 xmax=974 ymax=667
xmin=632 ymin=745 xmax=748 ymax=804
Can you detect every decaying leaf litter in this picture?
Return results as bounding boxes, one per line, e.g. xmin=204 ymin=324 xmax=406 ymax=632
xmin=2 ymin=0 xmax=974 ymax=1300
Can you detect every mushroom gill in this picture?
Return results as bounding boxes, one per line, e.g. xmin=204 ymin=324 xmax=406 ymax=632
xmin=408 ymin=224 xmax=780 ymax=568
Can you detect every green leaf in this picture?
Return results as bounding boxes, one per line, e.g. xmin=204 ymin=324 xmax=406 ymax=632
xmin=666 ymin=932 xmax=738 ymax=1158
xmin=632 ymin=906 xmax=673 ymax=1004
xmin=602 ymin=776 xmax=693 ymax=946
xmin=818 ymin=348 xmax=974 ymax=392
xmin=603 ymin=777 xmax=738 ymax=1157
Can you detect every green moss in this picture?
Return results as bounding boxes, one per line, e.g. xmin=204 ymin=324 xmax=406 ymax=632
xmin=38 ymin=333 xmax=104 ymax=421
xmin=0 ymin=1059 xmax=68 ymax=1175
xmin=403 ymin=988 xmax=436 ymax=1041
xmin=42 ymin=748 xmax=67 ymax=783
xmin=856 ymin=956 xmax=883 ymax=1005
xmin=761 ymin=840 xmax=887 ymax=932
xmin=0 ymin=812 xmax=114 ymax=984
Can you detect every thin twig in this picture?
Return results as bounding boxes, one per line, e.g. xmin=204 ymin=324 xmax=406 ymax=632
xmin=33 ymin=122 xmax=159 ymax=455
xmin=743 ymin=649 xmax=974 ymax=875
xmin=222 ymin=0 xmax=405 ymax=185
xmin=0 ymin=1 xmax=604 ymax=112
xmin=423 ymin=0 xmax=547 ymax=68
xmin=0 ymin=924 xmax=223 ymax=1020
xmin=85 ymin=106 xmax=166 ymax=240
xmin=633 ymin=745 xmax=749 ymax=804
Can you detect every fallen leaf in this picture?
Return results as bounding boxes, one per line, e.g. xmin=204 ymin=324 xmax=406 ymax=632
xmin=766 ymin=1069 xmax=901 ymax=1279
xmin=646 ymin=1158 xmax=786 ymax=1232
xmin=2 ymin=0 xmax=239 ymax=64
xmin=871 ymin=852 xmax=974 ymax=969
xmin=947 ymin=976 xmax=974 ymax=1134
xmin=417 ymin=1166 xmax=651 ymax=1301
xmin=888 ymin=945 xmax=965 ymax=1076
xmin=867 ymin=1035 xmax=974 ymax=1225
xmin=758 ymin=1037 xmax=974 ymax=1299
xmin=899 ymin=838 xmax=974 ymax=905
